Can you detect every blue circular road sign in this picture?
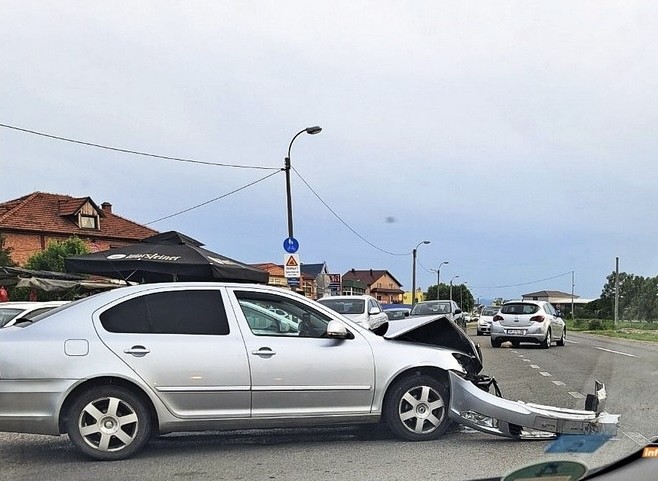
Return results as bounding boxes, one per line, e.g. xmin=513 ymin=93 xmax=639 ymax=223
xmin=283 ymin=237 xmax=299 ymax=253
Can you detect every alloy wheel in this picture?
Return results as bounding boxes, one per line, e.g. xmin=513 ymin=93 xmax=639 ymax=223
xmin=398 ymin=385 xmax=446 ymax=435
xmin=77 ymin=396 xmax=139 ymax=452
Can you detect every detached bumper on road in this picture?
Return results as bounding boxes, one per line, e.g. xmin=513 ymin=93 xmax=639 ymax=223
xmin=448 ymin=371 xmax=620 ymax=439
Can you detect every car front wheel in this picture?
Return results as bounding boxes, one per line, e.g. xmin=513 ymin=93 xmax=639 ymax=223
xmin=384 ymin=374 xmax=450 ymax=441
xmin=67 ymin=386 xmax=152 ymax=460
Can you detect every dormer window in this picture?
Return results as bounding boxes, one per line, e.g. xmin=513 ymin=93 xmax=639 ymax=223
xmin=79 ymin=214 xmax=99 ymax=229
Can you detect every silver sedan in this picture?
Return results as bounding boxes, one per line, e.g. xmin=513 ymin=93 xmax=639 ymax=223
xmin=0 ymin=283 xmax=614 ymax=460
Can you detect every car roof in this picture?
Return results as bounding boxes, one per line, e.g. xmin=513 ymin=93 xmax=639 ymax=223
xmin=318 ymin=295 xmax=372 ymax=300
xmin=0 ymin=301 xmax=68 ymax=309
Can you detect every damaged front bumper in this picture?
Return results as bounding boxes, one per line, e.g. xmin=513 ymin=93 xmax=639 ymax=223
xmin=448 ymin=370 xmax=620 ymax=439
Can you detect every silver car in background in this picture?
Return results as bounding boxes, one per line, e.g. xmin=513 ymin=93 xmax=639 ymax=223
xmin=490 ymin=300 xmax=566 ymax=348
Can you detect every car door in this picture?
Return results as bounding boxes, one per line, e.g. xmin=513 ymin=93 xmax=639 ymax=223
xmin=94 ymin=287 xmax=251 ymax=419
xmin=228 ymin=288 xmax=376 ymax=417
xmin=544 ymin=303 xmax=564 ymax=337
xmin=368 ymin=298 xmax=388 ymax=329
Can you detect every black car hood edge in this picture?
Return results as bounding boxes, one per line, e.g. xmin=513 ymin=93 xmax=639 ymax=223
xmin=381 ymin=315 xmax=483 ymax=373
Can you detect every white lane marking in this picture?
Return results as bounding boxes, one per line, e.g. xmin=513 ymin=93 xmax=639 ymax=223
xmin=518 ymin=355 xmax=524 ymax=358
xmin=595 ymin=347 xmax=638 ymax=358
xmin=569 ymin=392 xmax=585 ymax=399
xmin=623 ymin=431 xmax=650 ymax=446
xmin=529 ymin=364 xmax=540 ymax=369
xmin=565 ymin=339 xmax=578 ymax=344
xmin=522 ymin=359 xmax=531 ymax=362
xmin=510 ymin=350 xmax=517 ymax=353
xmin=552 ymin=381 xmax=566 ymax=386
xmin=539 ymin=371 xmax=552 ymax=377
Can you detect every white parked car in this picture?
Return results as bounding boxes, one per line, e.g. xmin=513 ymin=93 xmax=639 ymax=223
xmin=316 ymin=295 xmax=388 ymax=330
xmin=0 ymin=301 xmax=69 ymax=328
xmin=476 ymin=306 xmax=500 ymax=336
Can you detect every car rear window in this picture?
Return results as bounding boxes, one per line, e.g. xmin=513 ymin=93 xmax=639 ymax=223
xmin=482 ymin=307 xmax=499 ymax=316
xmin=500 ymin=303 xmax=539 ymax=315
xmin=100 ymin=290 xmax=229 ymax=335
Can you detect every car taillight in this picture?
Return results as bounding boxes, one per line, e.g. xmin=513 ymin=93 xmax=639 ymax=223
xmin=530 ymin=315 xmax=545 ymax=323
xmin=493 ymin=314 xmax=503 ymax=322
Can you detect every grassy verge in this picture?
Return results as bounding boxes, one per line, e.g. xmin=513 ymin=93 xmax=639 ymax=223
xmin=566 ymin=319 xmax=658 ymax=342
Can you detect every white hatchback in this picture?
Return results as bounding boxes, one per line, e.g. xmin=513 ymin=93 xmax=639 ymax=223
xmin=316 ymin=295 xmax=388 ymax=330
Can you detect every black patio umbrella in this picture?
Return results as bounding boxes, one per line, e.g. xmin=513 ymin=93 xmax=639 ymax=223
xmin=64 ymin=231 xmax=269 ymax=284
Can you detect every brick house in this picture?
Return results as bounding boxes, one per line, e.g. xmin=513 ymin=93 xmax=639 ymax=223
xmin=341 ymin=269 xmax=404 ymax=303
xmin=251 ymin=262 xmax=288 ymax=288
xmin=0 ymin=192 xmax=158 ymax=265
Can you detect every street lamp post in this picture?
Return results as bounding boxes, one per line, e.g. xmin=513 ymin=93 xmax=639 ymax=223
xmin=449 ymin=275 xmax=460 ymax=303
xmin=411 ymin=240 xmax=431 ymax=305
xmin=460 ymin=281 xmax=468 ymax=307
xmin=284 ymin=126 xmax=322 ymax=239
xmin=431 ymin=261 xmax=449 ymax=300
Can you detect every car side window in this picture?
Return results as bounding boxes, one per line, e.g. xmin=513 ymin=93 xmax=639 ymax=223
xmin=234 ymin=291 xmax=332 ymax=338
xmin=100 ymin=290 xmax=229 ymax=335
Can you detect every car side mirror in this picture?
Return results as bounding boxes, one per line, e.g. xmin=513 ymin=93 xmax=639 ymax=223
xmin=454 ymin=309 xmax=462 ymax=315
xmin=404 ymin=311 xmax=409 ymax=317
xmin=326 ymin=320 xmax=350 ymax=339
xmin=368 ymin=307 xmax=380 ymax=315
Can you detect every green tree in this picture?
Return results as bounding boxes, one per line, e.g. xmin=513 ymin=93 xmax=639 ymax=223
xmin=0 ymin=233 xmax=16 ymax=267
xmin=24 ymin=236 xmax=89 ymax=272
xmin=425 ymin=283 xmax=474 ymax=311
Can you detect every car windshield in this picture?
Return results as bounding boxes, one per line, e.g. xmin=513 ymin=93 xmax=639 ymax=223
xmin=481 ymin=307 xmax=499 ymax=316
xmin=317 ymin=299 xmax=365 ymax=315
xmin=410 ymin=302 xmax=450 ymax=316
xmin=0 ymin=308 xmax=23 ymax=327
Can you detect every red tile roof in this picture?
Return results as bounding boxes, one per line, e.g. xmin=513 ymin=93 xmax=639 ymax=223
xmin=0 ymin=192 xmax=157 ymax=241
xmin=342 ymin=269 xmax=403 ymax=288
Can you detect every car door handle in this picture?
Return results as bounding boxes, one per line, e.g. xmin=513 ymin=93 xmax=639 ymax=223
xmin=251 ymin=347 xmax=276 ymax=357
xmin=123 ymin=346 xmax=150 ymax=357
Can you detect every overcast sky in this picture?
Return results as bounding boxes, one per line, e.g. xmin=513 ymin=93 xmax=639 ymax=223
xmin=2 ymin=1 xmax=657 ymax=300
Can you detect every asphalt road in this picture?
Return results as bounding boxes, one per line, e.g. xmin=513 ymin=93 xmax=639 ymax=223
xmin=2 ymin=328 xmax=655 ymax=481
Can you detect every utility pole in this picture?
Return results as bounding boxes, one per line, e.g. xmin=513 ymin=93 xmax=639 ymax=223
xmin=614 ymin=257 xmax=619 ymax=326
xmin=571 ymin=271 xmax=575 ymax=319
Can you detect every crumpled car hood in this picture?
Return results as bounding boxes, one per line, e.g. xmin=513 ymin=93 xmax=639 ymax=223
xmin=381 ymin=315 xmax=483 ymax=373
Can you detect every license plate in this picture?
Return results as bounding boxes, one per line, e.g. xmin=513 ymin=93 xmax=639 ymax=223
xmin=507 ymin=329 xmax=525 ymax=335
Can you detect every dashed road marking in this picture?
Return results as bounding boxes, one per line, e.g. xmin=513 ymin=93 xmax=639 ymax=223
xmin=595 ymin=347 xmax=638 ymax=358
xmin=565 ymin=339 xmax=578 ymax=344
xmin=623 ymin=431 xmax=650 ymax=446
xmin=552 ymin=381 xmax=566 ymax=386
xmin=522 ymin=359 xmax=531 ymax=362
xmin=568 ymin=392 xmax=585 ymax=399
xmin=539 ymin=371 xmax=552 ymax=377
xmin=518 ymin=355 xmax=524 ymax=358
xmin=529 ymin=364 xmax=540 ymax=369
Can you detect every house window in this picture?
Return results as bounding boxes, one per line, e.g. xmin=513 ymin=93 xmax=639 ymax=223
xmin=79 ymin=214 xmax=98 ymax=229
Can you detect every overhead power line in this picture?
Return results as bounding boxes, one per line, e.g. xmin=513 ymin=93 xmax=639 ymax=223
xmin=292 ymin=167 xmax=409 ymax=256
xmin=0 ymin=122 xmax=279 ymax=171
xmin=145 ymin=170 xmax=281 ymax=225
xmin=472 ymin=271 xmax=573 ymax=290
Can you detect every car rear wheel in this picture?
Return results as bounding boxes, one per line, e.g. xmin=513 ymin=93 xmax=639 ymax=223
xmin=384 ymin=374 xmax=450 ymax=441
xmin=476 ymin=329 xmax=482 ymax=336
xmin=556 ymin=328 xmax=566 ymax=346
xmin=540 ymin=329 xmax=552 ymax=349
xmin=491 ymin=338 xmax=501 ymax=348
xmin=67 ymin=386 xmax=152 ymax=460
